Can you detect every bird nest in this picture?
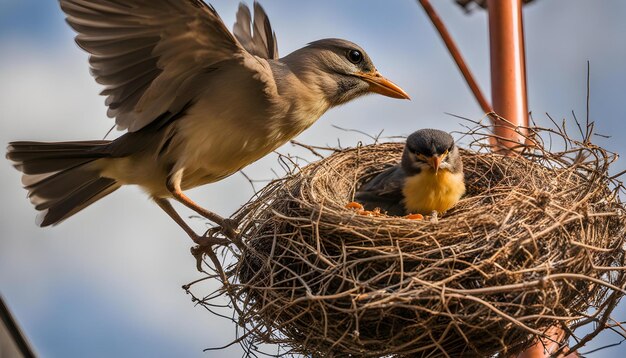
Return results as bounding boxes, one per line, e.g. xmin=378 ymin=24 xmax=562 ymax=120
xmin=187 ymin=121 xmax=626 ymax=357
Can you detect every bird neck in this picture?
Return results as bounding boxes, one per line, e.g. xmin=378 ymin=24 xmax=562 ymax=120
xmin=265 ymin=60 xmax=331 ymax=137
xmin=279 ymin=52 xmax=338 ymax=107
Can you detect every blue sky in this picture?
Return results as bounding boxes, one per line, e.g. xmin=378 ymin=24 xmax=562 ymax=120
xmin=1 ymin=1 xmax=626 ymax=357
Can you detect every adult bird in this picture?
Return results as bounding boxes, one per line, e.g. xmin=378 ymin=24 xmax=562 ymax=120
xmin=355 ymin=129 xmax=465 ymax=216
xmin=6 ymin=1 xmax=409 ymax=245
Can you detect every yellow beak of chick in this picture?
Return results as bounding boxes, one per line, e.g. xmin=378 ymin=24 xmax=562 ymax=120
xmin=427 ymin=152 xmax=447 ymax=174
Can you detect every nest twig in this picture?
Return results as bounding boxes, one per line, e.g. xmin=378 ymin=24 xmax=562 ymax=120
xmin=187 ymin=119 xmax=626 ymax=357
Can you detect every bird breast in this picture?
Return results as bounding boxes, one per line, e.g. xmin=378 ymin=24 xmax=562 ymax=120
xmin=402 ymin=169 xmax=466 ymax=215
xmin=166 ymin=63 xmax=330 ymax=190
xmin=103 ymin=57 xmax=333 ymax=198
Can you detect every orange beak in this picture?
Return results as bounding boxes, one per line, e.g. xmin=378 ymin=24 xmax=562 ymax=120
xmin=355 ymin=71 xmax=410 ymax=100
xmin=429 ymin=156 xmax=443 ymax=174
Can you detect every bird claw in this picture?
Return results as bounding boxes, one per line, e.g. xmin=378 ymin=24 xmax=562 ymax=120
xmin=190 ymin=228 xmax=231 ymax=272
xmin=191 ymin=245 xmax=209 ymax=272
xmin=190 ymin=243 xmax=224 ymax=273
xmin=190 ymin=219 xmax=243 ymax=272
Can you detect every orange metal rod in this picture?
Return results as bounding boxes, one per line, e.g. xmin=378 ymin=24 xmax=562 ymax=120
xmin=515 ymin=326 xmax=578 ymax=358
xmin=418 ymin=0 xmax=493 ymax=115
xmin=488 ymin=3 xmax=564 ymax=356
xmin=487 ymin=1 xmax=561 ymax=354
xmin=487 ymin=0 xmax=529 ymax=150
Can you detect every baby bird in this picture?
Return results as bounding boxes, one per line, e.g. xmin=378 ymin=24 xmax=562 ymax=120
xmin=355 ymin=129 xmax=465 ymax=216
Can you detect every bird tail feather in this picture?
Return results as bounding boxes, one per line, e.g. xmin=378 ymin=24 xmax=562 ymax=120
xmin=6 ymin=141 xmax=120 ymax=226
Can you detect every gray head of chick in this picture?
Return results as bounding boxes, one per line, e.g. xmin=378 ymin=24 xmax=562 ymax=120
xmin=401 ymin=129 xmax=462 ymax=175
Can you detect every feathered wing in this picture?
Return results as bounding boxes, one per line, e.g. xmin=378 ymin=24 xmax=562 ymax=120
xmin=60 ymin=0 xmax=247 ymax=132
xmin=355 ymin=166 xmax=407 ymax=216
xmin=233 ymin=2 xmax=279 ymax=59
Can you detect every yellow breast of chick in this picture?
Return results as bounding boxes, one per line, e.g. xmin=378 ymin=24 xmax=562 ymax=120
xmin=402 ymin=170 xmax=466 ymax=215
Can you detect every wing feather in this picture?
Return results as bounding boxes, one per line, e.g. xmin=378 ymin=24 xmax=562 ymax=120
xmin=60 ymin=0 xmax=247 ymax=132
xmin=233 ymin=2 xmax=279 ymax=59
xmin=355 ymin=165 xmax=407 ymax=215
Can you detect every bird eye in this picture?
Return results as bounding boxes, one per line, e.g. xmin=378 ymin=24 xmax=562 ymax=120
xmin=347 ymin=50 xmax=363 ymax=64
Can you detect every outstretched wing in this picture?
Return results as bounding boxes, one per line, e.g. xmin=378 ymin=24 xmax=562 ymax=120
xmin=355 ymin=165 xmax=407 ymax=216
xmin=233 ymin=2 xmax=279 ymax=59
xmin=60 ymin=0 xmax=247 ymax=132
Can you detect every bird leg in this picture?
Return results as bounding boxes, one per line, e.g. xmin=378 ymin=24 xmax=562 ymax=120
xmin=154 ymin=198 xmax=230 ymax=247
xmin=165 ymin=171 xmax=239 ymax=239
xmin=154 ymin=198 xmax=231 ymax=272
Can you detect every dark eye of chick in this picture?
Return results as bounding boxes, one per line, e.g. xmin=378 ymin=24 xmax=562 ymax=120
xmin=347 ymin=49 xmax=363 ymax=64
xmin=415 ymin=153 xmax=428 ymax=163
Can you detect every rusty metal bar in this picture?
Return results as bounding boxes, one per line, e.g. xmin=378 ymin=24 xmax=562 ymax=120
xmin=487 ymin=0 xmax=529 ymax=150
xmin=418 ymin=0 xmax=493 ymax=115
xmin=488 ymin=3 xmax=564 ymax=356
xmin=486 ymin=1 xmax=559 ymax=355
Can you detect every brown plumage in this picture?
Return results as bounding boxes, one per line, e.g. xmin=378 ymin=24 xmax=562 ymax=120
xmin=7 ymin=1 xmax=409 ymax=242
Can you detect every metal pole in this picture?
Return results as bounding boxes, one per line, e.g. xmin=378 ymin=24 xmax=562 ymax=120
xmin=486 ymin=2 xmax=568 ymax=357
xmin=487 ymin=0 xmax=529 ymax=150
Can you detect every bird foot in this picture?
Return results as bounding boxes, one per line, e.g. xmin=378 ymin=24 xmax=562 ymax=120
xmin=203 ymin=218 xmax=240 ymax=243
xmin=187 ymin=219 xmax=242 ymax=272
xmin=190 ymin=227 xmax=234 ymax=272
xmin=191 ymin=245 xmax=210 ymax=272
xmin=191 ymin=244 xmax=227 ymax=272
